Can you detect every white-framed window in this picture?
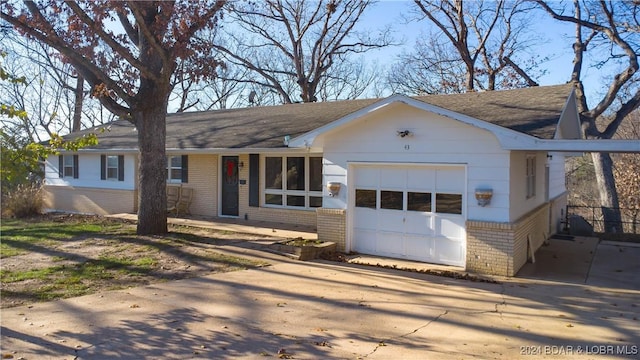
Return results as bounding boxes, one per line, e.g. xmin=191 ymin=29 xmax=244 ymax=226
xmin=63 ymin=155 xmax=75 ymax=177
xmin=166 ymin=155 xmax=188 ymax=183
xmin=263 ymin=155 xmax=322 ymax=209
xmin=526 ymin=154 xmax=536 ymax=198
xmin=100 ymin=154 xmax=124 ymax=181
xmin=106 ymin=155 xmax=119 ymax=180
xmin=58 ymin=154 xmax=78 ymax=179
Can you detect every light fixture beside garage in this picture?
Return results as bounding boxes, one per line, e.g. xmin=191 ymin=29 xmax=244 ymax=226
xmin=327 ymin=182 xmax=341 ymax=197
xmin=475 ymin=188 xmax=493 ymax=207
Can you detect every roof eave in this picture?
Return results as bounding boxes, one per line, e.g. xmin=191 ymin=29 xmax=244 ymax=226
xmin=504 ymin=139 xmax=640 ymax=153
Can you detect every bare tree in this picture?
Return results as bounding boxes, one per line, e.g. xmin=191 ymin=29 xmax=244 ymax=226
xmin=2 ymin=1 xmax=226 ymax=235
xmin=0 ymin=31 xmax=111 ymax=141
xmin=387 ymin=35 xmax=469 ymax=95
xmin=392 ymin=0 xmax=543 ymax=94
xmin=612 ymin=111 xmax=640 ymax=233
xmin=536 ymin=0 xmax=640 ymax=232
xmin=212 ymin=0 xmax=393 ymax=104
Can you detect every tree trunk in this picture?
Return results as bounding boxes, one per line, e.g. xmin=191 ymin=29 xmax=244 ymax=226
xmin=72 ymin=74 xmax=84 ymax=132
xmin=135 ymin=103 xmax=168 ymax=235
xmin=591 ymin=152 xmax=622 ymax=233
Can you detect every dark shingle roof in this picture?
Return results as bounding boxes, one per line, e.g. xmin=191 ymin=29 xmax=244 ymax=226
xmin=73 ymin=84 xmax=574 ymax=150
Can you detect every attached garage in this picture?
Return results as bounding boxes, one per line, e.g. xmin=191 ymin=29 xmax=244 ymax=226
xmin=349 ymin=163 xmax=466 ymax=267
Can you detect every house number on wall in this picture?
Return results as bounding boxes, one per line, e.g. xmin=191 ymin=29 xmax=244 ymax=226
xmin=404 ymin=145 xmax=410 ymax=150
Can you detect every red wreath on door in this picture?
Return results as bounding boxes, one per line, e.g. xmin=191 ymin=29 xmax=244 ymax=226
xmin=226 ymin=160 xmax=235 ymax=177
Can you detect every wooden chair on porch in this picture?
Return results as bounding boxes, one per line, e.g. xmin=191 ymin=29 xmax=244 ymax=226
xmin=166 ymin=185 xmax=181 ymax=214
xmin=174 ymin=187 xmax=194 ymax=216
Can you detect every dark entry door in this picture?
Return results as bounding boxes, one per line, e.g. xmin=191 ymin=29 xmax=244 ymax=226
xmin=221 ymin=156 xmax=239 ymax=216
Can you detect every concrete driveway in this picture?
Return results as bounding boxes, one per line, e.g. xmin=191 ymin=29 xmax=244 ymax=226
xmin=1 ymin=238 xmax=639 ymax=359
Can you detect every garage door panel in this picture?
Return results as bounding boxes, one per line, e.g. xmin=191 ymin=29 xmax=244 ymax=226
xmin=353 ymin=229 xmax=376 ymax=253
xmin=355 ymin=167 xmax=379 ymax=188
xmin=352 ymin=164 xmax=466 ymax=268
xmin=377 ymin=232 xmax=404 ymax=256
xmin=436 ymin=216 xmax=466 ymax=239
xmin=354 ymin=208 xmax=376 ymax=225
xmin=435 ymin=237 xmax=465 ymax=265
xmin=405 ymin=212 xmax=434 ymax=235
xmin=436 ymin=168 xmax=465 ymax=192
xmin=380 ymin=168 xmax=406 ymax=188
xmin=405 ymin=235 xmax=435 ymax=261
xmin=407 ymin=168 xmax=435 ymax=189
xmin=378 ymin=210 xmax=404 ymax=230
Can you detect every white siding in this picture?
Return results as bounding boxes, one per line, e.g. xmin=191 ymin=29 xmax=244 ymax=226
xmin=45 ymin=154 xmax=136 ymax=190
xmin=320 ymin=102 xmax=512 ymax=223
xmin=547 ymin=152 xmax=567 ymax=199
xmin=509 ymin=151 xmax=547 ymax=221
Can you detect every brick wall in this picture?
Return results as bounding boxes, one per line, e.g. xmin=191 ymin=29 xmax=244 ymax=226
xmin=316 ymin=208 xmax=346 ymax=251
xmin=186 ymin=154 xmax=217 ymax=216
xmin=44 ymin=186 xmax=135 ymax=215
xmin=466 ymin=203 xmax=551 ymax=276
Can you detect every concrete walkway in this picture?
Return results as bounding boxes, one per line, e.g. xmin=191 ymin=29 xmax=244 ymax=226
xmin=107 ymin=213 xmax=318 ymax=240
xmin=2 ymin=232 xmax=639 ymax=359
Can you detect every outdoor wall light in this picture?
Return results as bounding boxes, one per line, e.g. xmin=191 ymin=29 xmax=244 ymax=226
xmin=397 ymin=130 xmax=413 ymax=138
xmin=238 ymin=161 xmax=244 ymax=170
xmin=475 ymin=189 xmax=493 ymax=207
xmin=327 ymin=182 xmax=341 ymax=197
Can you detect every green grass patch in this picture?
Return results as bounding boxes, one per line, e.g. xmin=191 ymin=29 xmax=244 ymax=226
xmin=1 ymin=215 xmax=269 ymax=307
xmin=0 ymin=217 xmax=129 ymax=258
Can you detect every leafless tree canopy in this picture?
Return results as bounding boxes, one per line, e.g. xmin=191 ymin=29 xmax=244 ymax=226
xmin=388 ymin=0 xmax=543 ymax=95
xmin=536 ymin=0 xmax=640 ymax=232
xmin=212 ymin=0 xmax=393 ymax=104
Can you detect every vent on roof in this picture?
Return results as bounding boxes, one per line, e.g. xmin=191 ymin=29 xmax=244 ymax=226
xmin=284 ymin=135 xmax=290 ymax=146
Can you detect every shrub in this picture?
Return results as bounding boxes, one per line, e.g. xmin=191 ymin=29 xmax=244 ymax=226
xmin=2 ymin=183 xmax=43 ymax=218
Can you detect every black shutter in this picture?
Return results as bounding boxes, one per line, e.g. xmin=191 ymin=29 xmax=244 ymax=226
xmin=249 ymin=154 xmax=259 ymax=207
xmin=73 ymin=155 xmax=79 ymax=179
xmin=181 ymin=155 xmax=188 ymax=183
xmin=100 ymin=155 xmax=106 ymax=180
xmin=58 ymin=155 xmax=63 ymax=178
xmin=118 ymin=155 xmax=125 ymax=181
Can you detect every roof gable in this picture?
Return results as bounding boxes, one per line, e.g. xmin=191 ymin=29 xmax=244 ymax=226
xmin=290 ymin=84 xmax=575 ymax=149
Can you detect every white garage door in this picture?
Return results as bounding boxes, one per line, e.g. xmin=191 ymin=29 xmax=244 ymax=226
xmin=352 ymin=164 xmax=466 ymax=267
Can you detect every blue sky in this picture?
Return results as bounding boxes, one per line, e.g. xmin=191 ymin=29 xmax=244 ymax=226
xmin=358 ymin=0 xmax=589 ymax=89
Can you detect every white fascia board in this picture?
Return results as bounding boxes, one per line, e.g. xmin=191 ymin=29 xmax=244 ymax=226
xmin=505 ymin=139 xmax=640 ymax=153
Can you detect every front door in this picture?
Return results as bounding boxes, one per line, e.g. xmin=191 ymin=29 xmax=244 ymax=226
xmin=221 ymin=156 xmax=239 ymax=216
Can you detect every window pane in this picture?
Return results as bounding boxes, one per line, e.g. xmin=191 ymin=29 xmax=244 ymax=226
xmin=64 ymin=155 xmax=74 ymax=166
xmin=170 ymin=169 xmax=182 ymax=180
xmin=309 ymin=196 xmax=322 ymax=208
xmin=107 ymin=156 xmax=118 ymax=167
xmin=265 ymin=194 xmax=282 ymax=205
xmin=408 ymin=192 xmax=431 ymax=212
xmin=355 ymin=189 xmax=376 ymax=209
xmin=309 ymin=157 xmax=322 ymax=191
xmin=64 ymin=167 xmax=74 ymax=177
xmin=107 ymin=168 xmax=118 ymax=179
xmin=286 ymin=157 xmax=305 ymax=190
xmin=170 ymin=156 xmax=182 ymax=167
xmin=435 ymin=193 xmax=462 ymax=214
xmin=381 ymin=191 xmax=403 ymax=210
xmin=265 ymin=157 xmax=282 ymax=189
xmin=286 ymin=195 xmax=305 ymax=207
